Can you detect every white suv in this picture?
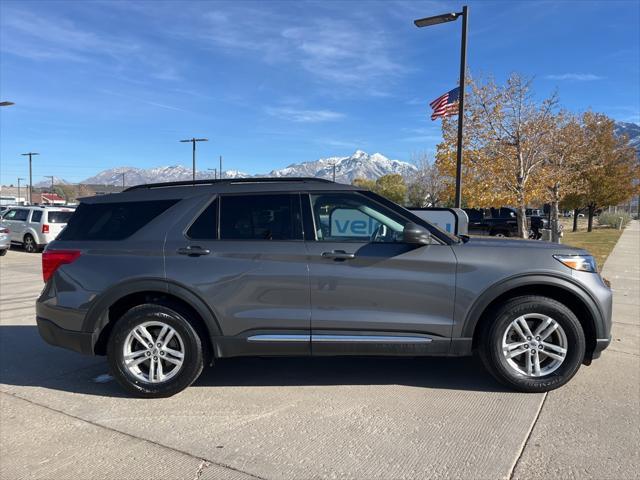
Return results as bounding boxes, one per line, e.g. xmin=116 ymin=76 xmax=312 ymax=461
xmin=1 ymin=206 xmax=75 ymax=253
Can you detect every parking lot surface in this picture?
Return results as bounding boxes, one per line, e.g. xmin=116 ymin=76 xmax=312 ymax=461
xmin=1 ymin=224 xmax=638 ymax=479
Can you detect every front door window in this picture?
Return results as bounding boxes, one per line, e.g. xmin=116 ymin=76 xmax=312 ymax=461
xmin=310 ymin=193 xmax=406 ymax=243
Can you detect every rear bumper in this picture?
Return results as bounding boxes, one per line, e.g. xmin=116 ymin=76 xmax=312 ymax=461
xmin=36 ymin=316 xmax=94 ymax=355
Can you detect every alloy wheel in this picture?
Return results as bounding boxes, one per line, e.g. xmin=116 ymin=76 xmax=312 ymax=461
xmin=122 ymin=321 xmax=185 ymax=383
xmin=501 ymin=313 xmax=568 ymax=377
xmin=24 ymin=235 xmax=35 ymax=253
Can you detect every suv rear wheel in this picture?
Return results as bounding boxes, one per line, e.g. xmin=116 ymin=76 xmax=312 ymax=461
xmin=23 ymin=234 xmax=37 ymax=253
xmin=107 ymin=304 xmax=204 ymax=398
xmin=479 ymin=295 xmax=585 ymax=393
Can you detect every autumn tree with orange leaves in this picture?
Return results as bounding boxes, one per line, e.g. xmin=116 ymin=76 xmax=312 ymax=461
xmin=436 ymin=73 xmax=557 ymax=238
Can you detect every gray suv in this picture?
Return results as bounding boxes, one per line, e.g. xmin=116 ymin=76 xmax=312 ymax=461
xmin=36 ymin=178 xmax=612 ymax=397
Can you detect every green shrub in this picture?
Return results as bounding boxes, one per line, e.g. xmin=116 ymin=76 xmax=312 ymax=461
xmin=597 ymin=212 xmax=632 ymax=229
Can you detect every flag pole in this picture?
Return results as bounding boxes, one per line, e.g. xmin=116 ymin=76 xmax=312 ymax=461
xmin=454 ymin=6 xmax=468 ymax=209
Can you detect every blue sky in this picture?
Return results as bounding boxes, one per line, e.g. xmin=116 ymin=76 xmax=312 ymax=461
xmin=1 ymin=0 xmax=639 ymax=185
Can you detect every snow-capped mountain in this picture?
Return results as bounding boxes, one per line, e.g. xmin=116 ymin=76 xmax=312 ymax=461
xmin=34 ymin=176 xmax=71 ymax=187
xmin=79 ymin=150 xmax=416 ymax=186
xmin=615 ymin=121 xmax=640 ymax=156
xmin=82 ymin=165 xmax=250 ymax=186
xmin=266 ymin=150 xmax=416 ymax=184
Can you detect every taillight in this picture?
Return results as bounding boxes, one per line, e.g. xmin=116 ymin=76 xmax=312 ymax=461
xmin=42 ymin=250 xmax=81 ymax=283
xmin=42 ymin=224 xmax=50 ymax=233
xmin=0 ymin=227 xmax=9 ymax=234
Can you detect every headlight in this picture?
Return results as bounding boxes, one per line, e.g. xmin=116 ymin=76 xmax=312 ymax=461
xmin=553 ymin=254 xmax=597 ymax=273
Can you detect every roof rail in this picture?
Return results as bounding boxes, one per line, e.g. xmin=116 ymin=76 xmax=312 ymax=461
xmin=123 ymin=177 xmax=335 ymax=192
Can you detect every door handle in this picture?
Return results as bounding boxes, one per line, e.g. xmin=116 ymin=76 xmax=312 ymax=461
xmin=177 ymin=245 xmax=211 ymax=257
xmin=321 ymin=250 xmax=356 ymax=260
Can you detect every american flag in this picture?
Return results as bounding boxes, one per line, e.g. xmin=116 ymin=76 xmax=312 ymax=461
xmin=429 ymin=87 xmax=459 ymax=121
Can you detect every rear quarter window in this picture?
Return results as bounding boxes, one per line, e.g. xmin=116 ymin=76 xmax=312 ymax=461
xmin=58 ymin=200 xmax=177 ymax=241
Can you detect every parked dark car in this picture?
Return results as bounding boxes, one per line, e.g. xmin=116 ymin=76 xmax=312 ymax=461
xmin=37 ymin=178 xmax=612 ymax=397
xmin=464 ymin=207 xmax=519 ymax=237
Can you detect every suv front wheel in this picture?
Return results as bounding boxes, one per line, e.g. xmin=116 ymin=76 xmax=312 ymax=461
xmin=479 ymin=295 xmax=585 ymax=393
xmin=107 ymin=304 xmax=205 ymax=398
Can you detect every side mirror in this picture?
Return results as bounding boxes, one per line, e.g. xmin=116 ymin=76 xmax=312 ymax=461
xmin=403 ymin=222 xmax=432 ymax=245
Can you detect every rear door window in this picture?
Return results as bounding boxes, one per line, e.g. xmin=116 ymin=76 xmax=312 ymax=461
xmin=219 ymin=194 xmax=302 ymax=240
xmin=30 ymin=210 xmax=43 ymax=223
xmin=187 ymin=199 xmax=218 ymax=240
xmin=58 ymin=200 xmax=178 ymax=241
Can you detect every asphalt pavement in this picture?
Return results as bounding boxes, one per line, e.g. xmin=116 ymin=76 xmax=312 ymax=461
xmin=1 ymin=224 xmax=638 ymax=479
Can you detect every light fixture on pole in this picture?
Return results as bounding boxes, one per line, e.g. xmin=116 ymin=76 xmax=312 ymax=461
xmin=21 ymin=152 xmax=39 ymax=205
xmin=207 ymin=168 xmax=218 ymax=180
xmin=179 ymin=138 xmax=208 ymax=182
xmin=414 ymin=5 xmax=468 ymax=208
xmin=0 ymin=101 xmax=14 ymax=107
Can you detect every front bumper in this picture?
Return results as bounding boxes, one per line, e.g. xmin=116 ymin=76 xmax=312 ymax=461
xmin=36 ymin=316 xmax=94 ymax=355
xmin=591 ymin=336 xmax=612 ymax=360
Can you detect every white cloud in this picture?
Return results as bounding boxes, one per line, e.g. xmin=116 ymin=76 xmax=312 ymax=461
xmin=544 ymin=73 xmax=604 ymax=81
xmin=265 ymin=106 xmax=345 ymax=123
xmin=195 ymin=5 xmax=405 ymax=94
xmin=0 ymin=6 xmax=182 ymax=81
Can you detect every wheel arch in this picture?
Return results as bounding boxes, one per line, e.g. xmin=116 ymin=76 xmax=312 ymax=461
xmin=465 ymin=275 xmax=602 ymax=362
xmin=86 ymin=279 xmax=222 ymax=357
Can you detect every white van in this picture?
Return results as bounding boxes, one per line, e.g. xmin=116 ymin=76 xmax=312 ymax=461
xmin=1 ymin=206 xmax=75 ymax=252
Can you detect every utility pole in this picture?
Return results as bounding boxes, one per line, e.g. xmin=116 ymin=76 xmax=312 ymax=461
xmin=179 ymin=138 xmax=208 ymax=182
xmin=219 ymin=155 xmax=223 ymax=179
xmin=121 ymin=172 xmax=125 ymax=189
xmin=207 ymin=168 xmax=217 ymax=179
xmin=45 ymin=175 xmax=54 ymax=193
xmin=17 ymin=177 xmax=25 ymax=204
xmin=329 ymin=161 xmax=337 ymax=182
xmin=21 ymin=152 xmax=39 ymax=205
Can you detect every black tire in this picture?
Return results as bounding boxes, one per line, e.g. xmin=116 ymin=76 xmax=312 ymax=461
xmin=107 ymin=304 xmax=204 ymax=398
xmin=0 ymin=249 xmax=6 ymax=256
xmin=23 ymin=234 xmax=38 ymax=253
xmin=490 ymin=230 xmax=510 ymax=238
xmin=479 ymin=295 xmax=585 ymax=393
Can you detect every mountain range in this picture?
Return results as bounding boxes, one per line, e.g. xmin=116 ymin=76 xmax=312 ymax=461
xmin=34 ymin=121 xmax=639 ymax=188
xmin=78 ymin=150 xmax=417 ymax=186
xmin=614 ymin=121 xmax=640 ymax=156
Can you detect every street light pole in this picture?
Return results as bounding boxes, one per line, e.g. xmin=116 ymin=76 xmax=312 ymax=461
xmin=17 ymin=177 xmax=24 ymax=204
xmin=454 ymin=5 xmax=468 ymax=209
xmin=414 ymin=6 xmax=469 ymax=208
xmin=21 ymin=152 xmax=39 ymax=205
xmin=219 ymin=155 xmax=223 ymax=180
xmin=179 ymin=138 xmax=208 ymax=182
xmin=207 ymin=168 xmax=217 ymax=179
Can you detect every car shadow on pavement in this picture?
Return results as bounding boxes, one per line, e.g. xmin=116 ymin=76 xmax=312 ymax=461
xmin=0 ymin=326 xmax=508 ymax=397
